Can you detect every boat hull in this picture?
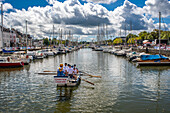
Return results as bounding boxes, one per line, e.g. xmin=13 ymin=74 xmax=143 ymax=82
xmin=137 ymin=62 xmax=170 ymax=66
xmin=54 ymin=75 xmax=81 ymax=87
xmin=0 ymin=62 xmax=24 ymax=68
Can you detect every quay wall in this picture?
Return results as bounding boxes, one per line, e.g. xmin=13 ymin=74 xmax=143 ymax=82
xmin=114 ymin=46 xmax=170 ymax=57
xmin=133 ymin=48 xmax=170 ymax=57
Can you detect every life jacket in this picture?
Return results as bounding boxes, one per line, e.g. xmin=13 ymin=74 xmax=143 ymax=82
xmin=57 ymin=67 xmax=64 ymax=76
xmin=59 ymin=67 xmax=63 ymax=72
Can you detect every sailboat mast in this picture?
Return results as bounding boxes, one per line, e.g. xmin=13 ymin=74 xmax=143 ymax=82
xmin=159 ymin=12 xmax=161 ymax=54
xmin=26 ymin=20 xmax=27 ymax=51
xmin=53 ymin=25 xmax=54 ymax=46
xmin=1 ymin=4 xmax=3 ymax=48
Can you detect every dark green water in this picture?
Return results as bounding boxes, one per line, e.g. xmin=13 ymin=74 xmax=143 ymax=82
xmin=0 ymin=48 xmax=170 ymax=113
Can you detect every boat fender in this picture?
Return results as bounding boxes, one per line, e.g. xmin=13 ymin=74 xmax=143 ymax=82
xmin=26 ymin=55 xmax=29 ymax=59
xmin=20 ymin=62 xmax=24 ymax=66
xmin=7 ymin=57 xmax=10 ymax=62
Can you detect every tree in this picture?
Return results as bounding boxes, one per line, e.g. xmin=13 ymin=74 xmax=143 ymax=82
xmin=126 ymin=33 xmax=138 ymax=43
xmin=113 ymin=38 xmax=122 ymax=44
xmin=161 ymin=31 xmax=170 ymax=39
xmin=43 ymin=38 xmax=49 ymax=46
xmin=147 ymin=34 xmax=154 ymax=40
xmin=138 ymin=31 xmax=148 ymax=40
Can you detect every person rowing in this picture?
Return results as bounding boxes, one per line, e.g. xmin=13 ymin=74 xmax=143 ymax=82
xmin=57 ymin=64 xmax=65 ymax=76
xmin=67 ymin=64 xmax=77 ymax=80
xmin=73 ymin=64 xmax=79 ymax=75
xmin=63 ymin=63 xmax=68 ymax=76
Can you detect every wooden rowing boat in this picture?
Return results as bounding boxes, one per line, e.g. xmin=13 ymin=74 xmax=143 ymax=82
xmin=54 ymin=74 xmax=81 ymax=87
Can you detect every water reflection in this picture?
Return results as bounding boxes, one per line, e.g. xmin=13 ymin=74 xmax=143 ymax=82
xmin=0 ymin=48 xmax=170 ymax=113
xmin=0 ymin=67 xmax=23 ymax=72
xmin=55 ymin=87 xmax=78 ymax=113
xmin=56 ymin=87 xmax=77 ymax=101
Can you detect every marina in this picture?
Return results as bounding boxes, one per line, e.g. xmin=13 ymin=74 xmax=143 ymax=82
xmin=0 ymin=0 xmax=170 ymax=112
xmin=0 ymin=48 xmax=170 ymax=113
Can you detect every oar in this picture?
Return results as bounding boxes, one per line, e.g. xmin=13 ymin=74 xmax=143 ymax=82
xmin=80 ymin=71 xmax=101 ymax=78
xmin=35 ymin=72 xmax=57 ymax=75
xmin=43 ymin=71 xmax=57 ymax=72
xmin=43 ymin=70 xmax=101 ymax=78
xmin=81 ymin=78 xmax=94 ymax=85
xmin=86 ymin=74 xmax=102 ymax=78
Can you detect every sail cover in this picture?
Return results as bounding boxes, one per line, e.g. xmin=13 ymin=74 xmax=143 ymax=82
xmin=141 ymin=55 xmax=169 ymax=60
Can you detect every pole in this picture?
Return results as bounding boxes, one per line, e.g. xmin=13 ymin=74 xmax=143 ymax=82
xmin=159 ymin=12 xmax=161 ymax=54
xmin=1 ymin=4 xmax=3 ymax=49
xmin=26 ymin=20 xmax=27 ymax=51
xmin=53 ymin=25 xmax=54 ymax=46
xmin=130 ymin=21 xmax=132 ymax=45
xmin=60 ymin=29 xmax=62 ymax=45
xmin=125 ymin=24 xmax=127 ymax=45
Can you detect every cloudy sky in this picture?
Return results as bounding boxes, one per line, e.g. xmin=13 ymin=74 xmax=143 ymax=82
xmin=1 ymin=0 xmax=170 ymax=41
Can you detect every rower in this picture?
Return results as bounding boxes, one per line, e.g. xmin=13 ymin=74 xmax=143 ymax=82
xmin=57 ymin=64 xmax=65 ymax=76
xmin=67 ymin=64 xmax=77 ymax=80
xmin=63 ymin=63 xmax=68 ymax=76
xmin=73 ymin=64 xmax=79 ymax=74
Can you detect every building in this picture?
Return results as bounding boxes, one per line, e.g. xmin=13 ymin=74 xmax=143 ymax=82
xmin=10 ymin=30 xmax=17 ymax=47
xmin=0 ymin=27 xmax=11 ymax=48
xmin=32 ymin=39 xmax=43 ymax=47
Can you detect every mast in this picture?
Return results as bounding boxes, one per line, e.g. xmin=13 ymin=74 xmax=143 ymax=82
xmin=26 ymin=20 xmax=27 ymax=51
xmin=97 ymin=24 xmax=99 ymax=44
xmin=1 ymin=4 xmax=3 ymax=48
xmin=69 ymin=30 xmax=71 ymax=46
xmin=130 ymin=21 xmax=132 ymax=45
xmin=106 ymin=24 xmax=108 ymax=45
xmin=53 ymin=25 xmax=54 ymax=46
xmin=60 ymin=29 xmax=62 ymax=45
xmin=159 ymin=12 xmax=161 ymax=54
xmin=125 ymin=23 xmax=127 ymax=45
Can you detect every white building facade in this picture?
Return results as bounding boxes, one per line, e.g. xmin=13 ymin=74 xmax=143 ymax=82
xmin=0 ymin=28 xmax=17 ymax=48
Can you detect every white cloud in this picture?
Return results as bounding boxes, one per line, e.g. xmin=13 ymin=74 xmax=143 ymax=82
xmin=82 ymin=0 xmax=117 ymax=4
xmin=144 ymin=0 xmax=170 ymax=17
xmin=46 ymin=0 xmax=58 ymax=5
xmin=0 ymin=2 xmax=13 ymax=11
xmin=109 ymin=0 xmax=151 ymax=34
xmin=3 ymin=0 xmax=112 ymax=37
xmin=2 ymin=0 xmax=163 ymax=41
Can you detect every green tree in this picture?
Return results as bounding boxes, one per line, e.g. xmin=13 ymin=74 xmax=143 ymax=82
xmin=161 ymin=31 xmax=170 ymax=39
xmin=147 ymin=34 xmax=154 ymax=40
xmin=138 ymin=31 xmax=148 ymax=40
xmin=43 ymin=38 xmax=49 ymax=46
xmin=126 ymin=33 xmax=138 ymax=43
xmin=113 ymin=38 xmax=122 ymax=44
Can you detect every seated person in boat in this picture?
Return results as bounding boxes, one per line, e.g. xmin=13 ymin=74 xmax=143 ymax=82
xmin=67 ymin=64 xmax=77 ymax=80
xmin=63 ymin=63 xmax=68 ymax=76
xmin=57 ymin=64 xmax=65 ymax=76
xmin=73 ymin=64 xmax=79 ymax=75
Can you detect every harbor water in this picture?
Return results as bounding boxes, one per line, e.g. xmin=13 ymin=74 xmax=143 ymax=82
xmin=0 ymin=48 xmax=170 ymax=113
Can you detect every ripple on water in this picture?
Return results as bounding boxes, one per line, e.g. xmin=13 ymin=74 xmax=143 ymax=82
xmin=0 ymin=49 xmax=170 ymax=113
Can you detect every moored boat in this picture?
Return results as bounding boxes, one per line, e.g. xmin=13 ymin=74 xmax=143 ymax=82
xmin=136 ymin=54 xmax=170 ymax=66
xmin=0 ymin=57 xmax=24 ymax=68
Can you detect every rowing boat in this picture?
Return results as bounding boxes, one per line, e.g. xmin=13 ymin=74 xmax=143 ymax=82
xmin=54 ymin=74 xmax=81 ymax=87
